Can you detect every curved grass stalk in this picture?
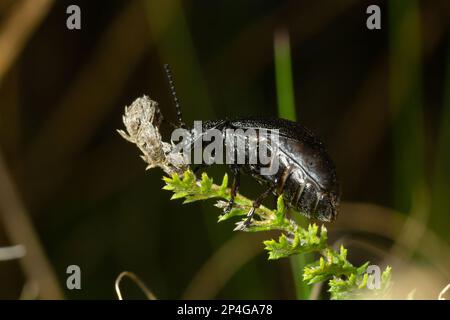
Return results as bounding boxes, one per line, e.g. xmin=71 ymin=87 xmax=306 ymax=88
xmin=163 ymin=170 xmax=392 ymax=299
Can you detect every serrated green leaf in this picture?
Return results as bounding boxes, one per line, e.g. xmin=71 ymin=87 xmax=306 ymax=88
xmin=171 ymin=192 xmax=189 ymax=200
xmin=358 ymin=273 xmax=369 ymax=289
xmin=356 ymin=262 xmax=370 ymax=275
xmin=218 ymin=207 xmax=246 ymax=222
xmin=160 ymin=169 xmax=392 ymax=299
xmin=200 ymin=172 xmax=213 ymax=193
xmin=220 ymin=174 xmax=228 ymax=194
xmin=275 ymin=195 xmax=285 ymax=218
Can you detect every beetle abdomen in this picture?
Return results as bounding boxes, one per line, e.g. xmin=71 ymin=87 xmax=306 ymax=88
xmin=278 ymin=164 xmax=338 ymax=222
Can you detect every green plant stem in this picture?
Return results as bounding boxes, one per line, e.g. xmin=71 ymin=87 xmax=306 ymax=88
xmin=274 ymin=29 xmax=296 ymax=121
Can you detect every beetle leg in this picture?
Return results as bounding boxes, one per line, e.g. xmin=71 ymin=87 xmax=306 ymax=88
xmin=224 ymin=167 xmax=240 ymax=213
xmin=234 ymin=186 xmax=275 ymax=231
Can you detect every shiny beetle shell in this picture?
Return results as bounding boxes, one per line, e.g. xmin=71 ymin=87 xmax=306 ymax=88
xmin=196 ymin=117 xmax=340 ymax=222
xmin=163 ymin=64 xmax=339 ymax=223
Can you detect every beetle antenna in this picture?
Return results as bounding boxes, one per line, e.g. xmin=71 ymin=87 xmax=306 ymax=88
xmin=164 ymin=64 xmax=186 ymax=128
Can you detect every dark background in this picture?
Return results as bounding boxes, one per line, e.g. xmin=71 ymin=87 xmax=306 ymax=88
xmin=0 ymin=0 xmax=449 ymax=299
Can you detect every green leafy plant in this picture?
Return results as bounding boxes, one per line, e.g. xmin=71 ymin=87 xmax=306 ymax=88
xmin=118 ymin=96 xmax=392 ymax=299
xmin=163 ymin=170 xmax=392 ymax=299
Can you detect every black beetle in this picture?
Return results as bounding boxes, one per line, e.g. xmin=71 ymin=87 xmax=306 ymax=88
xmin=164 ymin=65 xmax=340 ymax=228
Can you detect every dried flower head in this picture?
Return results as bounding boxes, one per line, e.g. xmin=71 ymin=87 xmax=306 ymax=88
xmin=117 ymin=95 xmax=188 ymax=175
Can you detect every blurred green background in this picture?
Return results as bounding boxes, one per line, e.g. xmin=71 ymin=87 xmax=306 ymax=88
xmin=0 ymin=0 xmax=449 ymax=299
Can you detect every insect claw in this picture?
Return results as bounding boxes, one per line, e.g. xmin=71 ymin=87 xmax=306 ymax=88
xmin=224 ymin=199 xmax=236 ymax=213
xmin=233 ymin=208 xmax=255 ymax=231
xmin=233 ymin=221 xmax=247 ymax=231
